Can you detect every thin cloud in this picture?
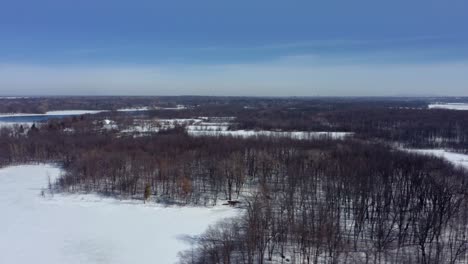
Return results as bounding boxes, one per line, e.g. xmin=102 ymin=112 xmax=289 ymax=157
xmin=195 ymin=35 xmax=455 ymax=51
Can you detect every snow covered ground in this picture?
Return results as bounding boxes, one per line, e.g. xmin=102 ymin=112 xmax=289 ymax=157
xmin=155 ymin=105 xmax=187 ymax=110
xmin=0 ymin=122 xmax=33 ymax=129
xmin=0 ymin=96 xmax=30 ymax=99
xmin=119 ymin=118 xmax=351 ymax=140
xmin=0 ymin=110 xmax=105 ymax=118
xmin=0 ymin=165 xmax=237 ymax=264
xmin=116 ymin=105 xmax=186 ymax=112
xmin=187 ymin=123 xmax=230 ymax=131
xmin=117 ymin=107 xmax=151 ymax=112
xmin=406 ymin=149 xmax=468 ymax=169
xmin=120 ymin=119 xmax=202 ymax=133
xmin=428 ymin=103 xmax=468 ymax=110
xmin=188 ymin=130 xmax=352 ymax=140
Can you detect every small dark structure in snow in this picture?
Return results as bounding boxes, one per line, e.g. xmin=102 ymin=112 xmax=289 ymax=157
xmin=223 ymin=200 xmax=241 ymax=206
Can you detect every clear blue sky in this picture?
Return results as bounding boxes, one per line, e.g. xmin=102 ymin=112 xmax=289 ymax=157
xmin=1 ymin=0 xmax=467 ymax=96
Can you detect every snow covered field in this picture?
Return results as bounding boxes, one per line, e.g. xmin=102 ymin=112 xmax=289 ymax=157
xmin=188 ymin=130 xmax=352 ymax=140
xmin=428 ymin=103 xmax=468 ymax=110
xmin=116 ymin=105 xmax=186 ymax=112
xmin=0 ymin=96 xmax=29 ymax=99
xmin=117 ymin=107 xmax=151 ymax=112
xmin=187 ymin=123 xmax=230 ymax=131
xmin=0 ymin=105 xmax=187 ymax=118
xmin=0 ymin=122 xmax=33 ymax=129
xmin=407 ymin=149 xmax=468 ymax=169
xmin=119 ymin=118 xmax=352 ymax=140
xmin=0 ymin=110 xmax=105 ymax=118
xmin=0 ymin=165 xmax=236 ymax=264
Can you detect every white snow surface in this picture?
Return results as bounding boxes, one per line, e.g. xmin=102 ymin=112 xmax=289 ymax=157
xmin=156 ymin=105 xmax=186 ymax=110
xmin=0 ymin=164 xmax=236 ymax=264
xmin=187 ymin=124 xmax=230 ymax=131
xmin=188 ymin=130 xmax=352 ymax=140
xmin=0 ymin=110 xmax=105 ymax=117
xmin=0 ymin=96 xmax=29 ymax=99
xmin=45 ymin=110 xmax=105 ymax=115
xmin=116 ymin=107 xmax=151 ymax=112
xmin=0 ymin=122 xmax=34 ymax=128
xmin=407 ymin=149 xmax=468 ymax=169
xmin=117 ymin=105 xmax=187 ymax=111
xmin=428 ymin=103 xmax=468 ymax=110
xmin=0 ymin=106 xmax=187 ymax=117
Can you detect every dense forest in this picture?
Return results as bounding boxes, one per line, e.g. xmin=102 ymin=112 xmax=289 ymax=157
xmin=3 ymin=96 xmax=468 ymax=152
xmin=0 ymin=96 xmax=188 ymax=113
xmin=142 ymin=99 xmax=468 ymax=151
xmin=1 ymin=96 xmax=468 ymax=263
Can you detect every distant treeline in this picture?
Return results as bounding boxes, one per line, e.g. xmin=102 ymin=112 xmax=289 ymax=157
xmin=325 ymin=108 xmax=468 ymax=150
xmin=144 ymin=101 xmax=468 ymax=151
xmin=0 ymin=96 xmax=184 ymax=113
xmin=3 ymin=96 xmax=468 ymax=150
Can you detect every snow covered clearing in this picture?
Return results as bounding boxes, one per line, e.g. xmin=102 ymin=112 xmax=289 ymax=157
xmin=0 ymin=105 xmax=188 ymax=118
xmin=101 ymin=119 xmax=118 ymax=130
xmin=428 ymin=103 xmax=468 ymax=110
xmin=116 ymin=107 xmax=151 ymax=112
xmin=156 ymin=105 xmax=187 ymax=110
xmin=158 ymin=118 xmax=203 ymax=125
xmin=0 ymin=110 xmax=105 ymax=118
xmin=118 ymin=118 xmax=351 ymax=140
xmin=0 ymin=122 xmax=33 ymax=129
xmin=187 ymin=123 xmax=230 ymax=131
xmin=120 ymin=125 xmax=158 ymax=133
xmin=44 ymin=110 xmax=105 ymax=115
xmin=0 ymin=96 xmax=30 ymax=99
xmin=117 ymin=105 xmax=187 ymax=112
xmin=406 ymin=149 xmax=468 ymax=169
xmin=188 ymin=130 xmax=352 ymax=140
xmin=0 ymin=165 xmax=237 ymax=264
xmin=120 ymin=119 xmax=202 ymax=133
xmin=120 ymin=121 xmax=351 ymax=140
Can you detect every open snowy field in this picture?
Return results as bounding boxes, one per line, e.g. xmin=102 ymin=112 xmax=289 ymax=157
xmin=407 ymin=149 xmax=468 ymax=169
xmin=0 ymin=110 xmax=105 ymax=118
xmin=0 ymin=165 xmax=236 ymax=264
xmin=0 ymin=122 xmax=33 ymax=129
xmin=116 ymin=107 xmax=152 ymax=112
xmin=428 ymin=103 xmax=468 ymax=110
xmin=188 ymin=130 xmax=352 ymax=140
xmin=0 ymin=105 xmax=187 ymax=119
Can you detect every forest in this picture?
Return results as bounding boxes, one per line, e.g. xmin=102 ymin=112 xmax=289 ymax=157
xmin=1 ymin=96 xmax=468 ymax=263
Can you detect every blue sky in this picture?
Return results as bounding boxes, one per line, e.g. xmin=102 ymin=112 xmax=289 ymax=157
xmin=1 ymin=0 xmax=467 ymax=96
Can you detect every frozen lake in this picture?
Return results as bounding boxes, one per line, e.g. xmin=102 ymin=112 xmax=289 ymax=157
xmin=0 ymin=110 xmax=105 ymax=123
xmin=0 ymin=165 xmax=236 ymax=264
